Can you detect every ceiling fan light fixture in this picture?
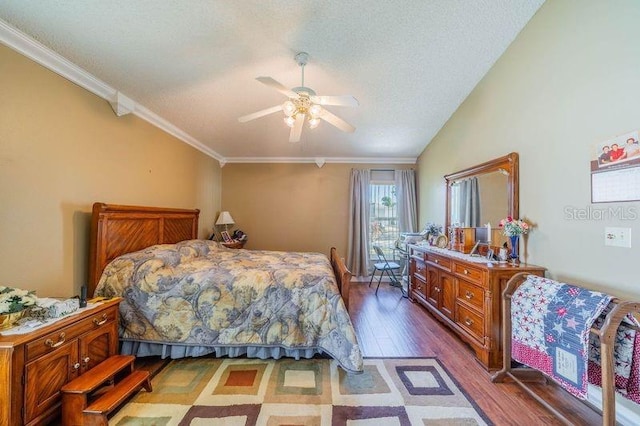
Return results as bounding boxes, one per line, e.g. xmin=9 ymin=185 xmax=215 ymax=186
xmin=284 ymin=116 xmax=296 ymax=127
xmin=282 ymin=100 xmax=296 ymax=116
xmin=239 ymin=52 xmax=358 ymax=142
xmin=308 ymin=117 xmax=320 ymax=129
xmin=309 ymin=104 xmax=322 ymax=117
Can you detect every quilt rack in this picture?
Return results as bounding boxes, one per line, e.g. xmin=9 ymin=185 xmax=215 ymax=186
xmin=491 ymin=272 xmax=640 ymax=426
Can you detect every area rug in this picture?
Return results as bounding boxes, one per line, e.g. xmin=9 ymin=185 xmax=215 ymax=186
xmin=111 ymin=357 xmax=492 ymax=425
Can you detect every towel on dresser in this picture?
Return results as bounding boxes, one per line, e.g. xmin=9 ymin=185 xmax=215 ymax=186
xmin=511 ymin=275 xmax=613 ymax=398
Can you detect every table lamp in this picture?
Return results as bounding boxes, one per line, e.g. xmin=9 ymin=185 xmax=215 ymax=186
xmin=216 ymin=211 xmax=235 ymax=232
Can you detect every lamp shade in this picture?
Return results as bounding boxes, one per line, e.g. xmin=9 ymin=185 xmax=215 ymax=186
xmin=215 ymin=211 xmax=235 ymax=226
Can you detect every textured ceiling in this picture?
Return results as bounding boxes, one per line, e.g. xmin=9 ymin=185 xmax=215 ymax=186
xmin=0 ymin=1 xmax=544 ymax=161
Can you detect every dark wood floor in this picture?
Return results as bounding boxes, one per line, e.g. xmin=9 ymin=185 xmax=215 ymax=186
xmin=352 ymin=281 xmax=602 ymax=425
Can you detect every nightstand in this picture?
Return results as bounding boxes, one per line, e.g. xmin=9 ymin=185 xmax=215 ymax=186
xmin=222 ymin=240 xmax=246 ymax=249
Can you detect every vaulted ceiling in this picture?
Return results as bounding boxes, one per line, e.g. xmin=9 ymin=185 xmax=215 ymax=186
xmin=0 ymin=1 xmax=544 ymax=163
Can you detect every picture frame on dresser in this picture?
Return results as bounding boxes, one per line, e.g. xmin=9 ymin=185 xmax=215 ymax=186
xmin=486 ymin=248 xmax=495 ymax=261
xmin=220 ymin=230 xmax=232 ymax=243
xmin=435 ymin=234 xmax=448 ymax=248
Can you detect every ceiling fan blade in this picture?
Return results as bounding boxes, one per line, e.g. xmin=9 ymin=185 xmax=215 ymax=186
xmin=256 ymin=76 xmax=299 ymax=98
xmin=310 ymin=95 xmax=359 ymax=107
xmin=320 ymin=110 xmax=355 ymax=133
xmin=238 ymin=105 xmax=283 ymax=123
xmin=289 ymin=113 xmax=305 ymax=143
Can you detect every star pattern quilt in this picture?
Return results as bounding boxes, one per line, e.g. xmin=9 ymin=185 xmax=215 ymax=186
xmin=588 ymin=304 xmax=640 ymax=403
xmin=510 ymin=275 xmax=640 ymax=401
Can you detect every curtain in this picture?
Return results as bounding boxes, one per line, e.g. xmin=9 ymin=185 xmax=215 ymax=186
xmin=395 ymin=169 xmax=418 ymax=233
xmin=459 ymin=177 xmax=481 ymax=227
xmin=347 ymin=169 xmax=370 ymax=277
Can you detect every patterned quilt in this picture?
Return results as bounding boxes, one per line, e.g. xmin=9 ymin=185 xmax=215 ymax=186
xmin=94 ymin=240 xmax=363 ymax=373
xmin=512 ymin=275 xmax=612 ymax=398
xmin=588 ymin=305 xmax=640 ymax=404
xmin=511 ymin=275 xmax=640 ymax=402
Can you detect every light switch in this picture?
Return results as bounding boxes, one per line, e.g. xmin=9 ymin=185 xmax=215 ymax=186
xmin=604 ymin=227 xmax=632 ymax=248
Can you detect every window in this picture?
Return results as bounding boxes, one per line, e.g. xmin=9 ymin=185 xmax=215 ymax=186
xmin=369 ymin=171 xmax=399 ymax=260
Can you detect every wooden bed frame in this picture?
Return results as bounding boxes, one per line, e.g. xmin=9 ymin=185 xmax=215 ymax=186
xmin=88 ymin=202 xmax=352 ymax=310
xmin=88 ymin=203 xmax=200 ymax=296
xmin=331 ymin=247 xmax=352 ymax=310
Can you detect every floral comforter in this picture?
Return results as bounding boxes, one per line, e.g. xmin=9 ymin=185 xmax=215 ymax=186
xmin=94 ymin=240 xmax=362 ymax=372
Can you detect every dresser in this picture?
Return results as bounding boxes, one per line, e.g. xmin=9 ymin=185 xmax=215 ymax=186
xmin=0 ymin=298 xmax=120 ymax=426
xmin=409 ymin=245 xmax=545 ymax=370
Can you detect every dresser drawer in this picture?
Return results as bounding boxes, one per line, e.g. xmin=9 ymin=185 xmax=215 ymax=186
xmin=427 ymin=254 xmax=451 ymax=271
xmin=413 ymin=259 xmax=427 ymax=280
xmin=453 ymin=262 xmax=483 ymax=284
xmin=26 ymin=306 xmax=117 ymax=362
xmin=457 ymin=279 xmax=484 ymax=311
xmin=412 ymin=276 xmax=427 ymax=299
xmin=456 ymin=303 xmax=485 ymax=343
xmin=409 ymin=246 xmax=427 ymax=260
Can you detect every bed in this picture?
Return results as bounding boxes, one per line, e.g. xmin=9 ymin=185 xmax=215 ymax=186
xmin=88 ymin=203 xmax=362 ymax=373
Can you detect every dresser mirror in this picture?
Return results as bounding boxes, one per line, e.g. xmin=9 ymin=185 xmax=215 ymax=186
xmin=445 ymin=152 xmax=519 ymax=232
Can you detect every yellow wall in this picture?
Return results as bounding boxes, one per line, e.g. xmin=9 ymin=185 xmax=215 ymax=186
xmin=417 ymin=0 xmax=640 ymax=297
xmin=221 ymin=163 xmax=413 ymax=257
xmin=0 ymin=44 xmax=222 ymax=297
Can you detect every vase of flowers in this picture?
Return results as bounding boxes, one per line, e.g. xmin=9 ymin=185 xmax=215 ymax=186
xmin=498 ymin=217 xmax=529 ymax=264
xmin=0 ymin=286 xmax=36 ymax=330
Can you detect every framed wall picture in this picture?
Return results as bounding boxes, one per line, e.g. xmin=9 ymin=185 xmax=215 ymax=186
xmin=221 ymin=230 xmax=233 ymax=242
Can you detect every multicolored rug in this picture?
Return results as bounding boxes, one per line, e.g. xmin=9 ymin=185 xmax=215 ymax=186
xmin=111 ymin=357 xmax=491 ymax=425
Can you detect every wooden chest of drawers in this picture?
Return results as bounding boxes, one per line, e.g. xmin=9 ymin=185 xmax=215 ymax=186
xmin=409 ymin=245 xmax=545 ymax=369
xmin=0 ymin=299 xmax=120 ymax=425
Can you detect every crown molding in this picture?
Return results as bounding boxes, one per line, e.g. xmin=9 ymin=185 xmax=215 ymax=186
xmin=0 ymin=19 xmax=224 ymax=162
xmin=223 ymin=157 xmax=417 ymax=165
xmin=132 ymin=104 xmax=223 ymax=161
xmin=0 ymin=19 xmax=416 ymax=167
xmin=0 ymin=19 xmax=113 ymax=99
xmin=110 ymin=92 xmax=135 ymax=116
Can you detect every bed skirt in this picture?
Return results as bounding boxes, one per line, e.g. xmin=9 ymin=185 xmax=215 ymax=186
xmin=121 ymin=341 xmax=330 ymax=365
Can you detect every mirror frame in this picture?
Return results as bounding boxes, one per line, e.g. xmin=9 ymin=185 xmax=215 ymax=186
xmin=444 ymin=152 xmax=519 ymax=231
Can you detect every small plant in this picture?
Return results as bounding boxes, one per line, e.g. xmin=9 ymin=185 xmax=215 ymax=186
xmin=424 ymin=222 xmax=443 ymax=236
xmin=0 ymin=286 xmax=37 ymax=314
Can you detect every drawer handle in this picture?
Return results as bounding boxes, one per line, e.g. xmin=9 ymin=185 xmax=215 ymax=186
xmin=463 ymin=269 xmax=469 ymax=275
xmin=93 ymin=313 xmax=108 ymax=326
xmin=464 ymin=318 xmax=474 ymax=326
xmin=465 ymin=291 xmax=474 ymax=299
xmin=83 ymin=356 xmax=91 ymax=364
xmin=434 ymin=259 xmax=439 ymax=264
xmin=72 ymin=363 xmax=81 ymax=370
xmin=45 ymin=332 xmax=66 ymax=348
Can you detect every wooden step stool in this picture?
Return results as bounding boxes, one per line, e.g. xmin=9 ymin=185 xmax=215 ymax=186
xmin=61 ymin=354 xmax=152 ymax=426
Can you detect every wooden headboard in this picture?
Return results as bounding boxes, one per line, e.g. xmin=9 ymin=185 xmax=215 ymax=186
xmin=88 ymin=202 xmax=200 ymax=296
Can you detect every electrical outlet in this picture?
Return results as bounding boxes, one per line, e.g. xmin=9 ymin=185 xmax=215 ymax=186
xmin=604 ymin=227 xmax=632 ymax=248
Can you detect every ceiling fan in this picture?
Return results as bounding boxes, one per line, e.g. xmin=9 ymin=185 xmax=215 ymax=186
xmin=238 ymin=52 xmax=359 ymax=143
